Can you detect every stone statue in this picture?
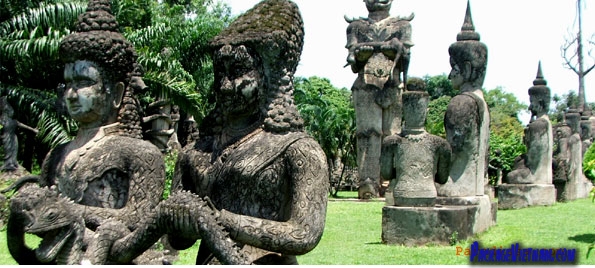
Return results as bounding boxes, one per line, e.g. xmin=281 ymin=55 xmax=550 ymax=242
xmin=552 ymin=120 xmax=573 ymax=200
xmin=0 ymin=97 xmax=38 ymax=172
xmin=436 ymin=1 xmax=489 ymax=198
xmin=345 ymin=0 xmax=414 ymax=199
xmin=381 ymin=84 xmax=451 ymax=207
xmin=170 ymin=0 xmax=328 ymax=264
xmin=497 ymin=63 xmax=556 ymax=209
xmin=555 ymin=109 xmax=593 ymax=200
xmin=6 ymin=0 xmax=165 ymax=264
xmin=505 ymin=63 xmax=553 ymax=185
xmin=580 ymin=113 xmax=592 ymax=157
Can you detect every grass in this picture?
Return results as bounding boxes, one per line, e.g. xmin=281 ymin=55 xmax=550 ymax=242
xmin=1 ymin=192 xmax=595 ymax=265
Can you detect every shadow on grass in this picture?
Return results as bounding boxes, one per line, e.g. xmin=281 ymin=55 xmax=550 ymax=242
xmin=569 ymin=233 xmax=595 ymax=244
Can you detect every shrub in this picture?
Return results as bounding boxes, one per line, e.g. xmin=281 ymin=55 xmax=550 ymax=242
xmin=583 ymin=143 xmax=595 ymax=181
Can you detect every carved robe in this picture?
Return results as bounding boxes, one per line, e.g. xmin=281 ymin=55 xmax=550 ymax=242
xmin=174 ymin=130 xmax=328 ymax=264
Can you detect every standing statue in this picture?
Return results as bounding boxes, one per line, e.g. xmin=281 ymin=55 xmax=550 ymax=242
xmin=381 ymin=83 xmax=451 ymax=207
xmin=171 ymin=0 xmax=328 ymax=264
xmin=0 ymin=97 xmax=38 ymax=172
xmin=5 ymin=0 xmax=165 ymax=264
xmin=345 ymin=0 xmax=414 ymax=199
xmin=436 ymin=1 xmax=489 ymax=198
xmin=553 ymin=120 xmax=573 ymax=200
xmin=580 ymin=114 xmax=592 ymax=157
xmin=505 ymin=63 xmax=553 ymax=185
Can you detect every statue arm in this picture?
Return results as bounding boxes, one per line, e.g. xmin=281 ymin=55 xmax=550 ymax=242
xmin=435 ymin=139 xmax=451 ymax=184
xmin=380 ymin=137 xmax=396 ymax=181
xmin=219 ymin=139 xmax=329 ymax=256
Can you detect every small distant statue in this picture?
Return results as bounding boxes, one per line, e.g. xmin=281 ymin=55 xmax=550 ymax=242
xmin=437 ymin=1 xmax=489 ymax=198
xmin=381 ymin=83 xmax=451 ymax=207
xmin=345 ymin=0 xmax=414 ymax=199
xmin=0 ymin=97 xmax=38 ymax=172
xmin=552 ymin=121 xmax=572 ymax=196
xmin=505 ymin=63 xmax=553 ymax=185
xmin=6 ymin=0 xmax=165 ymax=264
xmin=580 ymin=114 xmax=592 ymax=157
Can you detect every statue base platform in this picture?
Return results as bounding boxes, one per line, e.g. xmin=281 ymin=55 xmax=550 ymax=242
xmin=497 ymin=184 xmax=556 ymax=210
xmin=554 ymin=178 xmax=593 ymax=202
xmin=382 ymin=195 xmax=495 ymax=246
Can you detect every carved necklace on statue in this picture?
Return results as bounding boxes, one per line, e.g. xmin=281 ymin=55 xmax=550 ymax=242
xmin=214 ymin=115 xmax=263 ymax=154
xmin=401 ymin=129 xmax=427 ymax=143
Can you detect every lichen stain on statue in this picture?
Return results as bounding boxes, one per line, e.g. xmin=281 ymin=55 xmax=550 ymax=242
xmin=381 ymin=79 xmax=451 ymax=207
xmin=436 ymin=2 xmax=489 ymax=198
xmin=172 ymin=0 xmax=329 ymax=264
xmin=5 ymin=0 xmax=166 ymax=264
xmin=505 ymin=63 xmax=553 ymax=185
xmin=345 ymin=0 xmax=414 ymax=199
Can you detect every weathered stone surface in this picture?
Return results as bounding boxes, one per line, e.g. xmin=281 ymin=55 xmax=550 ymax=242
xmin=436 ymin=1 xmax=489 ymax=198
xmin=171 ymin=0 xmax=329 ymax=264
xmin=382 ymin=205 xmax=477 ymax=246
xmin=497 ymin=184 xmax=556 ymax=210
xmin=506 ymin=64 xmax=553 ymax=185
xmin=345 ymin=0 xmax=414 ymax=199
xmin=381 ymin=83 xmax=451 ymax=207
xmin=554 ymin=110 xmax=592 ymax=201
xmin=5 ymin=0 xmax=166 ymax=264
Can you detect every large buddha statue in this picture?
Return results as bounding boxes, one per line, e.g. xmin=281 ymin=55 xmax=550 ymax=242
xmin=436 ymin=1 xmax=489 ymax=198
xmin=505 ymin=63 xmax=553 ymax=185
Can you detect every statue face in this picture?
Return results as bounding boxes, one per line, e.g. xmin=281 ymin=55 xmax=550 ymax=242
xmin=364 ymin=0 xmax=392 ymax=12
xmin=528 ymin=95 xmax=545 ymax=117
xmin=448 ymin=59 xmax=465 ymax=90
xmin=63 ymin=60 xmax=115 ymax=126
xmin=215 ymin=46 xmax=261 ymax=116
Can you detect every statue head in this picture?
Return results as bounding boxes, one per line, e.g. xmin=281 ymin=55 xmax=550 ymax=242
xmin=205 ymin=0 xmax=304 ymax=135
xmin=448 ymin=1 xmax=487 ymax=91
xmin=364 ymin=0 xmax=392 ymax=13
xmin=59 ymin=0 xmax=143 ymax=137
xmin=565 ymin=109 xmax=581 ymax=135
xmin=528 ymin=62 xmax=551 ymax=119
xmin=402 ymin=78 xmax=429 ymax=131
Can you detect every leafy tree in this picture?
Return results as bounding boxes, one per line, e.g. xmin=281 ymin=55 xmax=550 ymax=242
xmin=425 ymin=95 xmax=450 ymax=137
xmin=483 ymin=87 xmax=527 ymax=181
xmin=551 ymin=91 xmax=582 ymax=124
xmin=294 ymin=76 xmax=356 ymax=196
xmin=423 ymin=74 xmax=455 ymax=100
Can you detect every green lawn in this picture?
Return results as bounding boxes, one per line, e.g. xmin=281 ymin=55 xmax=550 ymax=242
xmin=2 ymin=193 xmax=595 ymax=265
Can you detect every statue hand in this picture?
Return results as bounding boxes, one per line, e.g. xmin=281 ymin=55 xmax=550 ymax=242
xmin=381 ymin=40 xmax=404 ymax=60
xmin=354 ymin=45 xmax=374 ymax=62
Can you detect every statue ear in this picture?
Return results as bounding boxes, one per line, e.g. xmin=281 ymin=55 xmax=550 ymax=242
xmin=113 ymin=82 xmax=125 ymax=109
xmin=462 ymin=61 xmax=473 ymax=81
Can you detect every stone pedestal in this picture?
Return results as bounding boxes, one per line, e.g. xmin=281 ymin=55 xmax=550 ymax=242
xmin=382 ymin=195 xmax=495 ymax=246
xmin=555 ymin=177 xmax=593 ymax=201
xmin=497 ymin=184 xmax=555 ymax=210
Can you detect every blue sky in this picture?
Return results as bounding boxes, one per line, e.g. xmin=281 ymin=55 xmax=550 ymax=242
xmin=220 ymin=0 xmax=595 ymax=123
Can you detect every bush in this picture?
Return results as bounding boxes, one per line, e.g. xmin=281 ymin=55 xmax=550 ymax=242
xmin=583 ymin=143 xmax=595 ymax=181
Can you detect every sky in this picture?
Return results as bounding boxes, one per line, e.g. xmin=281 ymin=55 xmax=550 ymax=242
xmin=220 ymin=0 xmax=595 ymax=123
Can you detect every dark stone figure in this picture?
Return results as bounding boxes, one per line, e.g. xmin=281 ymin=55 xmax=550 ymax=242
xmin=505 ymin=63 xmax=553 ymax=185
xmin=436 ymin=1 xmax=489 ymax=198
xmin=345 ymin=0 xmax=414 ymax=199
xmin=381 ymin=85 xmax=451 ymax=207
xmin=6 ymin=0 xmax=165 ymax=264
xmin=173 ymin=1 xmax=329 ymax=263
xmin=0 ymin=97 xmax=38 ymax=173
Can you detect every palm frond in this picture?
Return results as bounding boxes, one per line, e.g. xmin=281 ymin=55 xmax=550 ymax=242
xmin=0 ymin=1 xmax=85 ymax=36
xmin=0 ymin=27 xmax=66 ymax=59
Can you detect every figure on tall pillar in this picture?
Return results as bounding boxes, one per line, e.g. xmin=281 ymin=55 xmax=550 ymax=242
xmin=381 ymin=84 xmax=451 ymax=207
xmin=505 ymin=62 xmax=553 ymax=185
xmin=345 ymin=0 xmax=414 ymax=199
xmin=436 ymin=1 xmax=489 ymax=198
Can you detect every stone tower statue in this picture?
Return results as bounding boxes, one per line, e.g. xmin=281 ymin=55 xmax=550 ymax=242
xmin=437 ymin=0 xmax=489 ymax=198
xmin=345 ymin=0 xmax=414 ymax=199
xmin=498 ymin=62 xmax=556 ymax=209
xmin=505 ymin=62 xmax=553 ymax=185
